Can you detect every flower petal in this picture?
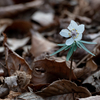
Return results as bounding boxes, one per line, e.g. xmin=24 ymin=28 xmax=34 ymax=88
xmin=65 ymin=38 xmax=74 ymax=45
xmin=68 ymin=20 xmax=78 ymax=30
xmin=77 ymin=24 xmax=85 ymax=34
xmin=59 ymin=29 xmax=70 ymax=38
xmin=74 ymin=33 xmax=82 ymax=41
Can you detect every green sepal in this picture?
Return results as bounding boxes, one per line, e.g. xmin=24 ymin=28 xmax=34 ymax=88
xmin=66 ymin=43 xmax=75 ymax=61
xmin=77 ymin=41 xmax=95 ymax=56
xmin=57 ymin=44 xmax=66 ymax=46
xmin=80 ymin=40 xmax=97 ymax=44
xmin=50 ymin=45 xmax=68 ymax=56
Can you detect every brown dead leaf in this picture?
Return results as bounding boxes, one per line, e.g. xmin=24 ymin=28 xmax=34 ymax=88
xmin=0 ymin=19 xmax=12 ymax=34
xmin=30 ymin=31 xmax=56 ymax=57
xmin=28 ymin=83 xmax=49 ymax=92
xmin=0 ymin=65 xmax=8 ymax=77
xmin=4 ymin=71 xmax=31 ymax=92
xmin=31 ymin=56 xmax=76 ymax=85
xmin=7 ymin=91 xmax=21 ymax=100
xmin=83 ymin=70 xmax=100 ymax=92
xmin=36 ymin=80 xmax=91 ymax=100
xmin=5 ymin=75 xmax=18 ymax=89
xmin=86 ymin=60 xmax=97 ymax=72
xmin=4 ymin=43 xmax=32 ymax=76
xmin=14 ymin=71 xmax=32 ymax=89
xmin=74 ymin=59 xmax=98 ymax=80
xmin=0 ymin=85 xmax=9 ymax=98
xmin=17 ymin=92 xmax=44 ymax=100
xmin=31 ymin=11 xmax=54 ymax=26
xmin=73 ymin=0 xmax=91 ymax=16
xmin=78 ymin=96 xmax=100 ymax=100
xmin=4 ymin=20 xmax=32 ymax=39
xmin=0 ymin=0 xmax=44 ymax=18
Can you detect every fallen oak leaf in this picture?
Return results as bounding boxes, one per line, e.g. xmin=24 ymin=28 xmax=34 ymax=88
xmin=30 ymin=30 xmax=56 ymax=57
xmin=4 ymin=43 xmax=32 ymax=75
xmin=36 ymin=80 xmax=91 ymax=100
xmin=31 ymin=56 xmax=76 ymax=85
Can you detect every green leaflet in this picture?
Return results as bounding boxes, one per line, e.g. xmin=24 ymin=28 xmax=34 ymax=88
xmin=74 ymin=43 xmax=77 ymax=51
xmin=76 ymin=42 xmax=81 ymax=48
xmin=66 ymin=44 xmax=75 ymax=61
xmin=77 ymin=42 xmax=95 ymax=56
xmin=57 ymin=44 xmax=66 ymax=46
xmin=65 ymin=45 xmax=72 ymax=50
xmin=50 ymin=45 xmax=68 ymax=56
xmin=80 ymin=40 xmax=97 ymax=44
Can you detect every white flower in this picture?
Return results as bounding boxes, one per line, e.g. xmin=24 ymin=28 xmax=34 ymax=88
xmin=60 ymin=20 xmax=85 ymax=45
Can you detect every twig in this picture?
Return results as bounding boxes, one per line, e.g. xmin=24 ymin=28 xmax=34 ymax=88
xmin=76 ymin=53 xmax=90 ymax=67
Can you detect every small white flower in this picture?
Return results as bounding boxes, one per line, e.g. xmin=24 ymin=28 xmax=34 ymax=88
xmin=60 ymin=20 xmax=85 ymax=45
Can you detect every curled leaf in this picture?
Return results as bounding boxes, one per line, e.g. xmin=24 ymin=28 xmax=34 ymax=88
xmin=36 ymin=80 xmax=91 ymax=99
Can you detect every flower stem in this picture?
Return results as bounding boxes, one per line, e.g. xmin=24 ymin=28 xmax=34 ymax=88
xmin=69 ymin=52 xmax=74 ymax=81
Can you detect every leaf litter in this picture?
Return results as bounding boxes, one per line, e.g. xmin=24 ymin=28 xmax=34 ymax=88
xmin=0 ymin=0 xmax=100 ymax=100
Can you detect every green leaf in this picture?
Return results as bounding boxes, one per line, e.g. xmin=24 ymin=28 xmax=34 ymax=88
xmin=76 ymin=42 xmax=81 ymax=48
xmin=50 ymin=45 xmax=68 ymax=56
xmin=65 ymin=45 xmax=72 ymax=50
xmin=74 ymin=43 xmax=77 ymax=51
xmin=78 ymin=42 xmax=95 ymax=56
xmin=66 ymin=44 xmax=75 ymax=61
xmin=57 ymin=44 xmax=66 ymax=46
xmin=80 ymin=40 xmax=97 ymax=44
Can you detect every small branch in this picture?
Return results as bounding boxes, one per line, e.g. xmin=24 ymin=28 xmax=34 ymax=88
xmin=76 ymin=53 xmax=90 ymax=67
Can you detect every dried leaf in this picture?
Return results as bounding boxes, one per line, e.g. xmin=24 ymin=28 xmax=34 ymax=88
xmin=17 ymin=92 xmax=44 ymax=100
xmin=7 ymin=37 xmax=30 ymax=51
xmin=0 ymin=0 xmax=44 ymax=18
xmin=78 ymin=96 xmax=100 ymax=100
xmin=31 ymin=11 xmax=54 ymax=26
xmin=86 ymin=60 xmax=97 ymax=71
xmin=74 ymin=59 xmax=98 ymax=79
xmin=5 ymin=75 xmax=18 ymax=89
xmin=4 ymin=71 xmax=31 ymax=92
xmin=0 ymin=85 xmax=9 ymax=98
xmin=28 ymin=83 xmax=49 ymax=92
xmin=31 ymin=56 xmax=76 ymax=85
xmin=14 ymin=71 xmax=32 ymax=89
xmin=30 ymin=31 xmax=56 ymax=57
xmin=4 ymin=20 xmax=32 ymax=38
xmin=4 ymin=43 xmax=32 ymax=75
xmin=36 ymin=80 xmax=91 ymax=100
xmin=7 ymin=91 xmax=21 ymax=99
xmin=0 ymin=66 xmax=8 ymax=77
xmin=83 ymin=70 xmax=100 ymax=92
